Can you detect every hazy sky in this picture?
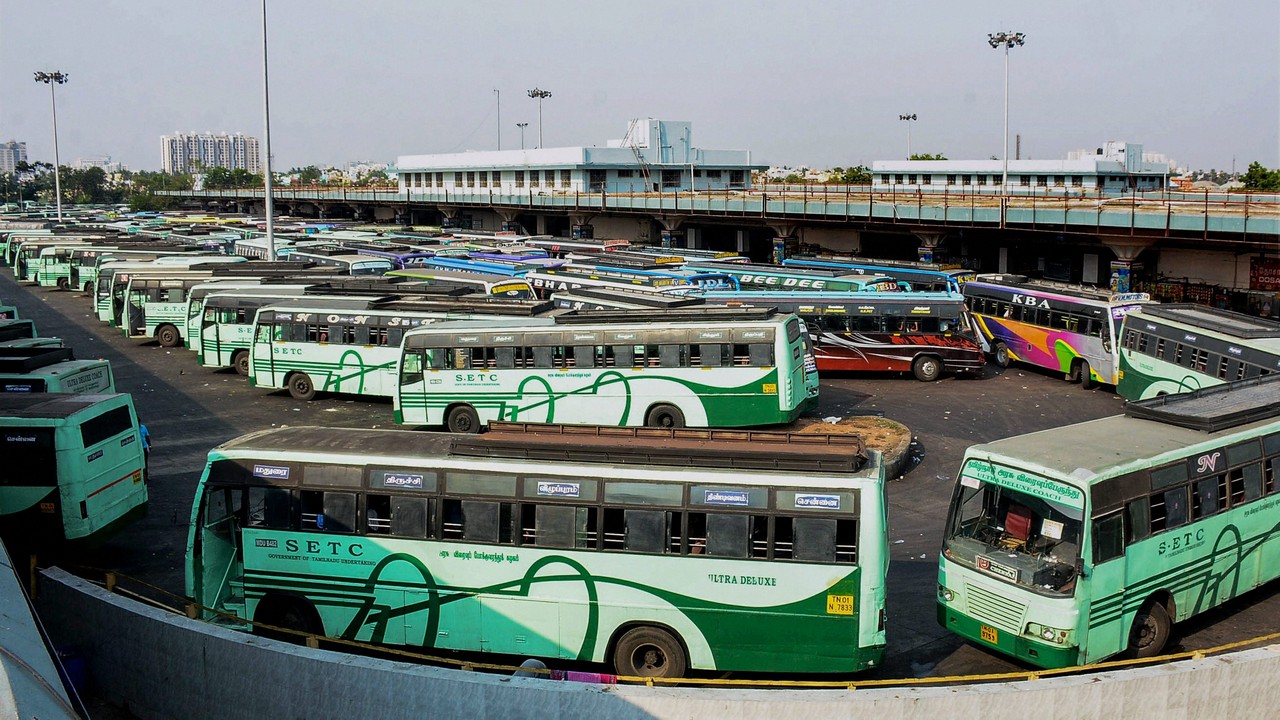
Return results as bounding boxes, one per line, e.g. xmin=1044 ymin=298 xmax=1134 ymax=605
xmin=2 ymin=1 xmax=1277 ymax=173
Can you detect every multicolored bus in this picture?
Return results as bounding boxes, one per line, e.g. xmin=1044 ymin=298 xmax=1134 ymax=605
xmin=185 ymin=422 xmax=887 ymax=676
xmin=395 ymin=307 xmax=819 ymax=432
xmin=386 ymin=268 xmax=537 ymax=299
xmin=784 ymin=257 xmax=977 ymax=293
xmin=681 ymin=261 xmax=904 ymax=293
xmin=699 ymin=290 xmax=985 ymax=381
xmin=938 ymin=376 xmax=1280 ymax=668
xmin=249 ymin=297 xmax=555 ymax=401
xmin=0 ymin=347 xmax=115 ymax=394
xmin=1117 ymin=304 xmax=1280 ymax=401
xmin=0 ymin=392 xmax=147 ymax=547
xmin=963 ymin=274 xmax=1153 ymax=389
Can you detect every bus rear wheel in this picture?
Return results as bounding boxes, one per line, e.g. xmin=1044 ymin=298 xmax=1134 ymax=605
xmin=646 ymin=404 xmax=685 ymax=429
xmin=446 ymin=405 xmax=481 ymax=433
xmin=57 ymin=277 xmax=70 ymax=290
xmin=912 ymin=355 xmax=942 ymax=382
xmin=233 ymin=350 xmax=250 ymax=376
xmin=288 ymin=372 xmax=317 ymax=401
xmin=254 ymin=595 xmax=322 ymax=644
xmin=82 ymin=281 xmax=93 ymax=294
xmin=157 ymin=325 xmax=181 ymax=348
xmin=992 ymin=342 xmax=1010 ymax=368
xmin=613 ymin=626 xmax=686 ymax=679
xmin=1128 ymin=600 xmax=1171 ymax=658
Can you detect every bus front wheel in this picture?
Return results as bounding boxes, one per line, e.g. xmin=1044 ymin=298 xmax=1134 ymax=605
xmin=1128 ymin=600 xmax=1171 ymax=658
xmin=233 ymin=350 xmax=250 ymax=376
xmin=992 ymin=342 xmax=1010 ymax=368
xmin=157 ymin=325 xmax=181 ymax=348
xmin=82 ymin=281 xmax=93 ymax=294
xmin=613 ymin=626 xmax=687 ymax=679
xmin=1072 ymin=359 xmax=1096 ymax=390
xmin=254 ymin=595 xmax=322 ymax=643
xmin=446 ymin=405 xmax=481 ymax=433
xmin=646 ymin=405 xmax=685 ymax=429
xmin=912 ymin=355 xmax=942 ymax=382
xmin=57 ymin=277 xmax=70 ymax=291
xmin=288 ymin=373 xmax=317 ymax=401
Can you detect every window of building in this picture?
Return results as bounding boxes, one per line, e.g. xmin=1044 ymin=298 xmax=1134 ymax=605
xmin=1072 ymin=176 xmax=1083 ymax=187
xmin=976 ymin=175 xmax=987 ymax=186
xmin=895 ymin=174 xmax=904 ymax=184
xmin=907 ymin=174 xmax=917 ymax=184
xmin=946 ymin=174 xmax=957 ymax=184
xmin=729 ymin=170 xmax=745 ymax=187
xmin=1019 ymin=175 xmax=1031 ymax=186
xmin=1037 ymin=175 xmax=1048 ymax=187
xmin=453 ymin=172 xmax=463 ymax=186
xmin=466 ymin=171 xmax=476 ymax=187
xmin=1054 ymin=175 xmax=1065 ymax=185
xmin=706 ymin=170 xmax=722 ymax=180
xmin=560 ymin=169 xmax=571 ymax=188
xmin=921 ymin=175 xmax=932 ymax=185
xmin=617 ymin=169 xmax=634 ymax=178
xmin=515 ymin=170 xmax=524 ymax=188
xmin=544 ymin=170 xmax=555 ymax=186
xmin=478 ymin=172 xmax=487 ymax=188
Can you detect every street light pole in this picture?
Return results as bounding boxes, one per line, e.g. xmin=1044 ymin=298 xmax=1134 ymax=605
xmin=988 ymin=31 xmax=1025 ymax=196
xmin=898 ymin=113 xmax=916 ymax=159
xmin=33 ymin=71 xmax=68 ymax=222
xmin=261 ymin=0 xmax=277 ymax=260
xmin=527 ymin=88 xmax=551 ymax=148
xmin=516 ymin=123 xmax=528 ymax=150
xmin=494 ymin=89 xmax=501 ymax=150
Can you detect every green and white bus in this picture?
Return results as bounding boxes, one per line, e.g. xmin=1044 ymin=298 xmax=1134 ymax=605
xmin=1117 ymin=304 xmax=1280 ymax=401
xmin=0 ymin=392 xmax=147 ymax=547
xmin=0 ymin=347 xmax=115 ymax=394
xmin=187 ymin=283 xmax=311 ymax=354
xmin=185 ymin=422 xmax=887 ymax=676
xmin=250 ymin=298 xmax=555 ymax=401
xmin=938 ymin=376 xmax=1280 ymax=668
xmin=396 ymin=307 xmax=820 ymax=432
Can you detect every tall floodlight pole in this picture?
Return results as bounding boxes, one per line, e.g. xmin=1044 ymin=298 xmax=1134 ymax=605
xmin=262 ymin=0 xmax=277 ymax=259
xmin=516 ymin=123 xmax=529 ymax=150
xmin=494 ymin=89 xmax=501 ymax=150
xmin=988 ymin=31 xmax=1025 ymax=195
xmin=899 ymin=113 xmax=916 ymax=159
xmin=527 ymin=88 xmax=551 ymax=148
xmin=33 ymin=71 xmax=68 ymax=222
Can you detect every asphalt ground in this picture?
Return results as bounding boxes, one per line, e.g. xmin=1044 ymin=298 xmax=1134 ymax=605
xmin=3 ymin=270 xmax=1278 ymax=683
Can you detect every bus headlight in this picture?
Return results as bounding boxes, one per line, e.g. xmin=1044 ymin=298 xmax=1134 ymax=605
xmin=1027 ymin=623 xmax=1069 ymax=644
xmin=937 ymin=584 xmax=955 ymax=602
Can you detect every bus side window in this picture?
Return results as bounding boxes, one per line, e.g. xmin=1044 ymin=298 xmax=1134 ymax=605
xmin=1192 ymin=475 xmax=1226 ymax=518
xmin=611 ymin=344 xmax=635 ymax=368
xmin=1126 ymin=497 xmax=1151 ymax=542
xmin=400 ymin=352 xmax=423 ymax=385
xmin=605 ymin=509 xmax=668 ymax=554
xmin=366 ymin=494 xmax=392 ymax=533
xmin=260 ymin=323 xmax=276 ymax=342
xmin=748 ymin=343 xmax=774 ymax=366
xmin=705 ymin=513 xmax=750 ymax=558
xmin=572 ymin=345 xmax=597 ymax=368
xmin=793 ymin=517 xmax=837 ymax=563
xmin=495 ymin=346 xmax=516 ymax=369
xmin=1092 ymin=512 xmax=1125 ymax=564
xmin=353 ymin=326 xmax=370 ymax=345
xmin=206 ymin=488 xmax=244 ymax=540
xmin=659 ymin=344 xmax=683 ymax=368
xmin=426 ymin=348 xmax=446 ymax=370
xmin=460 ymin=500 xmax=514 ymax=544
xmin=532 ymin=345 xmax=555 ymax=368
xmin=524 ymin=504 xmax=595 ymax=549
xmin=450 ymin=347 xmax=472 ymax=370
xmin=698 ymin=343 xmax=727 ymax=367
xmin=390 ymin=496 xmax=431 ymax=538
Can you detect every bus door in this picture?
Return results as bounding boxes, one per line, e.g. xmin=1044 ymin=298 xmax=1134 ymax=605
xmin=193 ymin=484 xmax=246 ymax=620
xmin=127 ymin=287 xmax=148 ymax=337
xmin=1080 ymin=509 xmax=1129 ymax=664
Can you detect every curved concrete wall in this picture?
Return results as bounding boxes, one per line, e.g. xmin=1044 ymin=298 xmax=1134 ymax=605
xmin=35 ymin=569 xmax=1280 ymax=720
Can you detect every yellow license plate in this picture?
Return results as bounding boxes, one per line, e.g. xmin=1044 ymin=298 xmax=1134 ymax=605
xmin=826 ymin=594 xmax=854 ymax=615
xmin=980 ymin=624 xmax=999 ymax=644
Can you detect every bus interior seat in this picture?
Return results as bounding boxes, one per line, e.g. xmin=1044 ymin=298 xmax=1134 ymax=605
xmin=1004 ymin=503 xmax=1033 ymax=541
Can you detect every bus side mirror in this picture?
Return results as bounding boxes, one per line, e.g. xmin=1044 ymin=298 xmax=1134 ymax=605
xmin=1075 ymin=558 xmax=1087 ymax=577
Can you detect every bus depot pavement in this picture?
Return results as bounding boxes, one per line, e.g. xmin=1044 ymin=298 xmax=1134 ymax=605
xmin=4 ymin=271 xmax=1279 ymax=682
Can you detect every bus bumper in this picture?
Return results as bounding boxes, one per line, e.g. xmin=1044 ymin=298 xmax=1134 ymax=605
xmin=937 ymin=602 xmax=1079 ymax=669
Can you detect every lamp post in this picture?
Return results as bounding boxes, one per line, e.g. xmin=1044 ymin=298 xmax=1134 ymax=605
xmin=527 ymin=88 xmax=551 ymax=148
xmin=32 ymin=71 xmax=68 ymax=222
xmin=261 ymin=0 xmax=277 ymax=259
xmin=988 ymin=31 xmax=1025 ymax=195
xmin=494 ymin=88 xmax=501 ymax=150
xmin=898 ymin=113 xmax=916 ymax=159
xmin=516 ymin=123 xmax=529 ymax=150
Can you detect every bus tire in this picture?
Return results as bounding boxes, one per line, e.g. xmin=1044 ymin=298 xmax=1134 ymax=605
xmin=57 ymin=277 xmax=70 ymax=290
xmin=233 ymin=350 xmax=251 ymax=376
xmin=82 ymin=281 xmax=93 ymax=294
xmin=912 ymin=355 xmax=942 ymax=382
xmin=254 ymin=595 xmax=322 ymax=643
xmin=446 ymin=405 xmax=481 ymax=433
xmin=1078 ymin=359 xmax=1095 ymax=390
xmin=287 ymin=372 xmax=317 ymax=401
xmin=992 ymin=342 xmax=1010 ymax=368
xmin=157 ymin=325 xmax=181 ymax=348
xmin=646 ymin=404 xmax=685 ymax=429
xmin=612 ymin=626 xmax=687 ymax=679
xmin=1128 ymin=600 xmax=1172 ymax=658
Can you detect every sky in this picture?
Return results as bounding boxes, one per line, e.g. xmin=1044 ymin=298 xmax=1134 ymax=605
xmin=2 ymin=1 xmax=1277 ymax=174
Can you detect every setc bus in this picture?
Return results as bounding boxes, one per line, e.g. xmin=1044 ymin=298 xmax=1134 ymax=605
xmin=184 ymin=422 xmax=887 ymax=676
xmin=289 ymin=248 xmax=395 ymax=276
xmin=386 ymin=268 xmax=537 ymax=299
xmin=0 ymin=347 xmax=114 ymax=394
xmin=784 ymin=257 xmax=977 ymax=293
xmin=962 ymin=274 xmax=1153 ymax=389
xmin=249 ymin=297 xmax=556 ymax=401
xmin=95 ymin=257 xmax=247 ymax=324
xmin=0 ymin=393 xmax=148 ymax=547
xmin=515 ymin=236 xmax=631 ymax=258
xmin=1117 ymin=304 xmax=1280 ymax=401
xmin=938 ymin=376 xmax=1280 ymax=668
xmin=123 ymin=274 xmax=240 ymax=346
xmin=681 ymin=261 xmax=904 ymax=293
xmin=699 ymin=290 xmax=985 ymax=381
xmin=549 ymin=286 xmax=707 ymax=312
xmin=0 ymin=319 xmax=61 ymax=349
xmin=395 ymin=307 xmax=819 ymax=432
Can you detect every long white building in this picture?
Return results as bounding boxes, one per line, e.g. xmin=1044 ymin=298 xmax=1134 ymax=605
xmin=161 ymin=132 xmax=261 ymax=175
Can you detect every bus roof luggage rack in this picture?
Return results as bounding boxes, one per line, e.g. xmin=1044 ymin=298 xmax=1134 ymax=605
xmin=1124 ymin=375 xmax=1280 ymax=432
xmin=377 ymin=298 xmax=556 ymax=316
xmin=452 ymin=422 xmax=868 ymax=473
xmin=0 ymin=347 xmax=74 ymax=372
xmin=1137 ymin=304 xmax=1280 ymax=339
xmin=553 ymin=306 xmax=777 ymax=325
xmin=555 ymin=287 xmax=706 ymax=309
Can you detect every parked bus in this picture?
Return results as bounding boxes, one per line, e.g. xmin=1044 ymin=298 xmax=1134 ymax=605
xmin=785 ymin=257 xmax=977 ymax=293
xmin=524 ymin=267 xmax=701 ymax=297
xmin=962 ymin=274 xmax=1153 ymax=389
xmin=0 ymin=303 xmax=19 ymax=320
xmin=396 ymin=307 xmax=819 ymax=432
xmin=0 ymin=393 xmax=147 ymax=547
xmin=250 ymin=297 xmax=555 ymax=401
xmin=185 ymin=421 xmax=887 ymax=676
xmin=549 ymin=286 xmax=708 ymax=312
xmin=681 ymin=261 xmax=904 ymax=293
xmin=288 ymin=248 xmax=394 ymax=276
xmin=938 ymin=376 xmax=1280 ymax=668
xmin=1117 ymin=304 xmax=1280 ymax=401
xmin=555 ymin=259 xmax=741 ymax=291
xmin=521 ymin=236 xmax=631 ymax=258
xmin=386 ymin=268 xmax=537 ymax=299
xmin=343 ymin=242 xmax=437 ymax=269
xmin=0 ymin=318 xmax=59 ymax=349
xmin=95 ymin=257 xmax=247 ymax=324
xmin=700 ymin=290 xmax=985 ymax=381
xmin=0 ymin=347 xmax=115 ymax=394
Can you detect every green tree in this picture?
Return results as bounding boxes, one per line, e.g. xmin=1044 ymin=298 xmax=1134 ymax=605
xmin=1240 ymin=162 xmax=1280 ymax=192
xmin=203 ymin=166 xmax=233 ymax=188
xmin=829 ymin=165 xmax=872 ymax=184
xmin=288 ymin=165 xmax=322 ymax=185
xmin=909 ymin=153 xmax=948 ymax=161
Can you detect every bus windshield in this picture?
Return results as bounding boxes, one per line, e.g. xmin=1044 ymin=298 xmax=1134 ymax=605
xmin=942 ymin=459 xmax=1083 ymax=596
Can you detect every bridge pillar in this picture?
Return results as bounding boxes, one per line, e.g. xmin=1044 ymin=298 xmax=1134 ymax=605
xmin=438 ymin=205 xmax=462 ymax=229
xmin=767 ymin=223 xmax=800 ymax=263
xmin=656 ymin=215 xmax=688 ymax=250
xmin=735 ymin=230 xmax=750 ymax=254
xmin=1100 ymin=235 xmax=1156 ymax=293
xmin=913 ymin=231 xmax=946 ymax=263
xmin=496 ymin=208 xmax=526 ymax=233
xmin=569 ymin=213 xmax=596 ymax=239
